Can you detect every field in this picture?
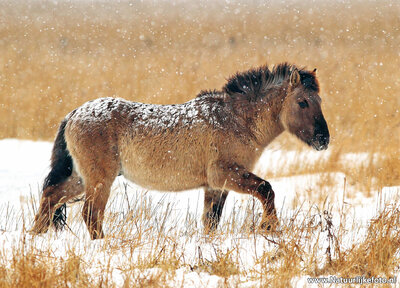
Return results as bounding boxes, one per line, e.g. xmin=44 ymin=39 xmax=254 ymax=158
xmin=0 ymin=0 xmax=399 ymax=287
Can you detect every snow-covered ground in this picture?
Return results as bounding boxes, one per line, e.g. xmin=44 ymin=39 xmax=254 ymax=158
xmin=0 ymin=139 xmax=399 ymax=287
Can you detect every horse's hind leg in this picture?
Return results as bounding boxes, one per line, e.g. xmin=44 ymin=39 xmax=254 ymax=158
xmin=202 ymin=187 xmax=229 ymax=234
xmin=76 ymin=155 xmax=119 ymax=240
xmin=32 ymin=172 xmax=84 ymax=234
xmin=81 ymin=178 xmax=114 ymax=240
xmin=65 ymin=122 xmax=120 ymax=240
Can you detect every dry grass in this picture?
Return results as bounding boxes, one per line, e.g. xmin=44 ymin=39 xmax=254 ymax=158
xmin=1 ymin=0 xmax=400 ymax=287
xmin=1 ymin=0 xmax=399 ymax=190
xmin=1 ymin=185 xmax=399 ymax=287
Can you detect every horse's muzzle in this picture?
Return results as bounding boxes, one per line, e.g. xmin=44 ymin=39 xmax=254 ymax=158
xmin=312 ymin=133 xmax=329 ymax=151
xmin=312 ymin=115 xmax=329 ymax=151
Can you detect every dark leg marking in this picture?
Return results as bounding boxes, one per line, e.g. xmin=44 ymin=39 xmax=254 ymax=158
xmin=203 ymin=188 xmax=229 ymax=234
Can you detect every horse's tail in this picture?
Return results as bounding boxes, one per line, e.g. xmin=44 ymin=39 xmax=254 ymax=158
xmin=43 ymin=118 xmax=73 ymax=230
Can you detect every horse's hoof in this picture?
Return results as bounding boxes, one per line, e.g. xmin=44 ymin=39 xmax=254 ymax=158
xmin=90 ymin=230 xmax=105 ymax=240
xmin=30 ymin=217 xmax=51 ymax=235
xmin=259 ymin=215 xmax=280 ymax=233
xmin=29 ymin=225 xmax=49 ymax=235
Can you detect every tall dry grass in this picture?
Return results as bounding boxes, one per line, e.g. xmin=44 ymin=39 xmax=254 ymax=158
xmin=0 ymin=184 xmax=399 ymax=288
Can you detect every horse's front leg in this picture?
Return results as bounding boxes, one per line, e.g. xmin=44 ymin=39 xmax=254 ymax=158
xmin=207 ymin=161 xmax=278 ymax=231
xmin=202 ymin=187 xmax=229 ymax=234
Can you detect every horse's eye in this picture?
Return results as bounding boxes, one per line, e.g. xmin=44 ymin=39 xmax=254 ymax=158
xmin=298 ymin=100 xmax=309 ymax=109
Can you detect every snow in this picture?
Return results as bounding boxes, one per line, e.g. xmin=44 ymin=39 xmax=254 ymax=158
xmin=0 ymin=138 xmax=399 ymax=287
xmin=0 ymin=139 xmax=52 ymax=207
xmin=71 ymin=96 xmax=227 ymax=131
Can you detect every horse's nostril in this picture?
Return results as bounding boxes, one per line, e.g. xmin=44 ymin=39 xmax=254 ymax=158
xmin=314 ymin=133 xmax=329 ymax=149
xmin=315 ymin=134 xmax=324 ymax=142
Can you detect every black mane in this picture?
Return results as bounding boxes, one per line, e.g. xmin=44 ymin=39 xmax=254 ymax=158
xmin=222 ymin=63 xmax=319 ymax=101
xmin=196 ymin=89 xmax=221 ymax=98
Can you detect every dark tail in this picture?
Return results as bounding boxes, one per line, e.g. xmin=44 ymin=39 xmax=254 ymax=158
xmin=43 ymin=118 xmax=73 ymax=230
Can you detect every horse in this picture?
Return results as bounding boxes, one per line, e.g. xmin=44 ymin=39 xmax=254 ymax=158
xmin=31 ymin=63 xmax=329 ymax=239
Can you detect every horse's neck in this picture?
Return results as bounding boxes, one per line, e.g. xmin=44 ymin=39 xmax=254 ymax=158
xmin=249 ymin=88 xmax=285 ymax=147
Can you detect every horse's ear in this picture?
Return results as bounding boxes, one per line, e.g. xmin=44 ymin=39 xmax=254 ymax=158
xmin=290 ymin=69 xmax=300 ymax=86
xmin=312 ymin=68 xmax=317 ymax=74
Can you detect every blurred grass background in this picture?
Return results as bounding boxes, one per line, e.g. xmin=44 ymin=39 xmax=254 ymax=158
xmin=0 ymin=0 xmax=399 ymax=186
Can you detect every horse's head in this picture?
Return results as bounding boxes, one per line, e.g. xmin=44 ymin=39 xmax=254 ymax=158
xmin=279 ymin=68 xmax=329 ymax=151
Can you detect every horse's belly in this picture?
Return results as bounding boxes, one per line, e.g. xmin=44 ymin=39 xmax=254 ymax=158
xmin=118 ymin=126 xmax=210 ymax=191
xmin=121 ymin=163 xmax=206 ymax=191
xmin=123 ymin=171 xmax=204 ymax=192
xmin=120 ymin=148 xmax=207 ymax=192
